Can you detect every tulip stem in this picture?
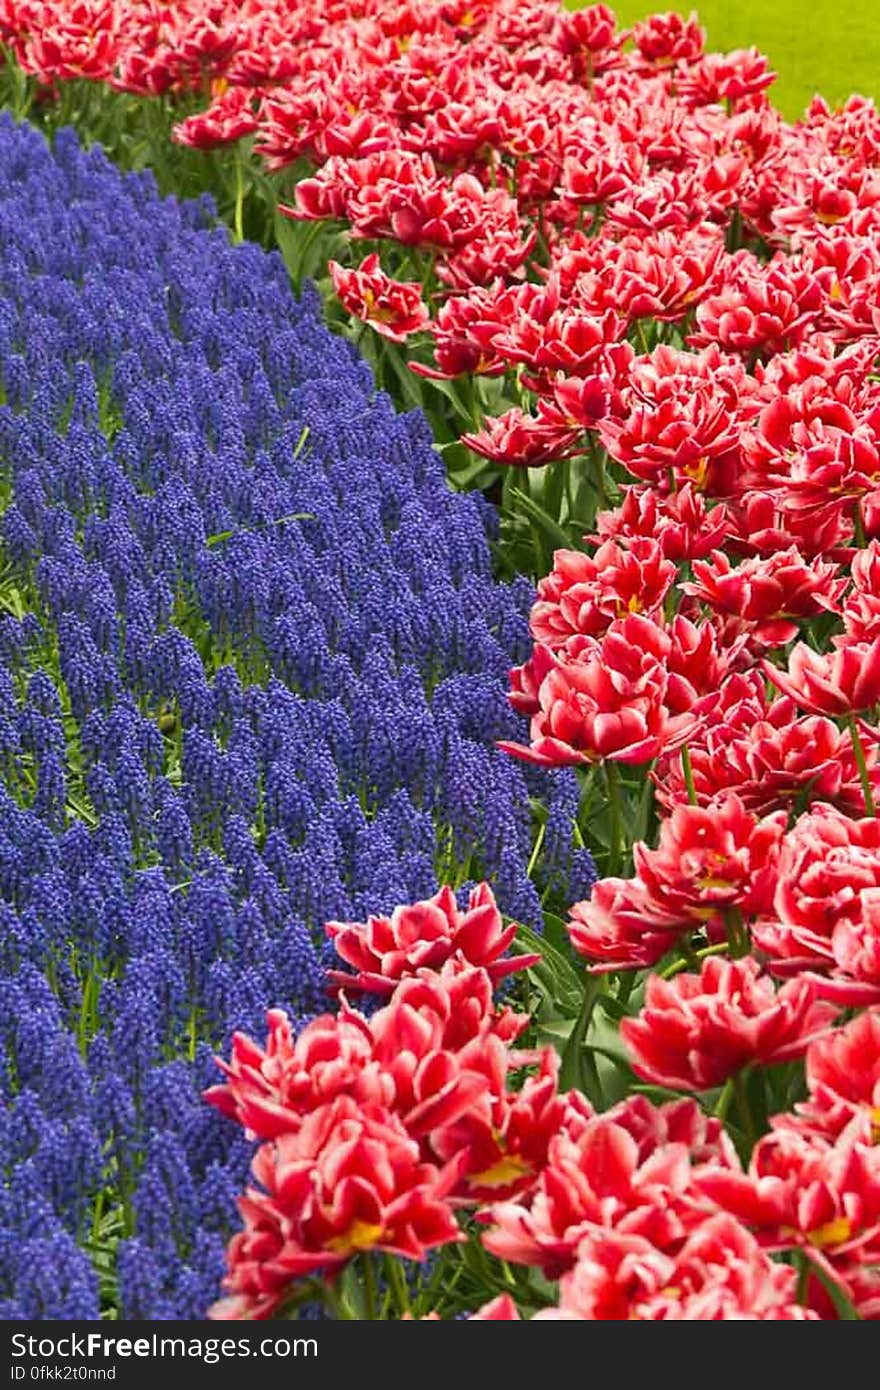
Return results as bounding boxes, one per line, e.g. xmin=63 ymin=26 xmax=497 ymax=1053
xmin=854 ymin=505 xmax=867 ymax=549
xmin=383 ymin=1253 xmax=411 ymax=1317
xmin=714 ymin=1076 xmax=734 ymax=1122
xmin=589 ymin=436 xmax=607 ymax=509
xmin=680 ymin=744 xmax=698 ymax=806
xmin=603 ymin=760 xmax=625 ymax=877
xmin=560 ymin=973 xmax=603 ymax=1102
xmin=322 ymin=1281 xmax=348 ymax=1320
xmin=847 ymin=715 xmax=875 ymax=815
xmin=733 ymin=1068 xmax=757 ymax=1152
xmin=232 ymin=147 xmax=245 ymax=245
xmin=361 ymin=1251 xmax=378 ymax=1321
xmin=526 ymin=820 xmax=546 ymax=881
xmin=724 ymin=906 xmax=750 ymax=959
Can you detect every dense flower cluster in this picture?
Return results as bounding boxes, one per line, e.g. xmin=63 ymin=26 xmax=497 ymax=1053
xmin=0 ymin=116 xmax=591 ymax=1319
xmin=206 ymin=938 xmax=555 ymax=1318
xmin=220 ymin=974 xmax=880 ymax=1319
xmin=7 ymin=0 xmax=880 ymax=1324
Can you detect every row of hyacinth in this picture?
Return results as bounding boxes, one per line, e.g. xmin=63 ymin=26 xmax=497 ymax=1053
xmin=0 ymin=114 xmax=593 ymax=1319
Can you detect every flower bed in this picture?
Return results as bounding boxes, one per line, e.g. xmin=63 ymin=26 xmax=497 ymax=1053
xmin=2 ymin=0 xmax=880 ymax=1323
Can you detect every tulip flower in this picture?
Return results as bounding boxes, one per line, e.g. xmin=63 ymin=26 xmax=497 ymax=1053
xmin=500 ymin=614 xmax=702 ymax=768
xmin=326 ymin=883 xmax=538 ymax=994
xmin=621 ymin=956 xmax=838 ymax=1092
xmin=481 ymin=1101 xmax=723 ymax=1278
xmin=777 ymin=1010 xmax=880 ymax=1141
xmin=209 ymin=1097 xmax=463 ymax=1319
xmin=329 ymin=254 xmax=429 ymax=342
xmin=696 ymin=1122 xmax=880 ymax=1277
xmin=461 ymin=403 xmax=582 ymax=467
xmin=763 ymin=638 xmax=880 ymax=716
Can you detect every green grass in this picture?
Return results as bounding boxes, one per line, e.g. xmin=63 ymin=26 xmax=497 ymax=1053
xmin=571 ymin=2 xmax=880 ymax=120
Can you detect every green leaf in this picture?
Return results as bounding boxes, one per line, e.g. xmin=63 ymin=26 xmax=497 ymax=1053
xmin=540 ymin=911 xmax=571 ymax=956
xmin=205 ymin=513 xmax=314 ymax=547
xmin=508 ymin=487 xmax=574 ymax=553
xmin=377 ymin=340 xmax=429 ymax=414
xmin=438 ymin=442 xmax=500 ymax=491
xmin=799 ymin=1257 xmax=861 ymax=1320
xmin=560 ymin=975 xmax=603 ymax=1095
xmin=516 ymin=923 xmax=584 ymax=1020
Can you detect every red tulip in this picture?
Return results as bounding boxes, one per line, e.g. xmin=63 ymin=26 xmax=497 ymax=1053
xmin=635 ymin=793 xmax=786 ymax=923
xmin=653 ymin=671 xmax=875 ymax=816
xmin=677 ymin=48 xmax=776 ymax=109
xmin=206 ymin=958 xmax=530 ymax=1146
xmin=763 ymin=638 xmax=880 ymax=716
xmin=777 ymin=1011 xmax=880 ymax=1142
xmin=329 ymin=254 xmax=429 ymax=343
xmin=611 ymin=1094 xmax=739 ymax=1169
xmin=461 ymin=403 xmax=582 ymax=468
xmin=410 ymin=287 xmax=507 ymax=381
xmin=621 ymin=956 xmax=838 ymax=1092
xmin=534 ymin=1216 xmax=812 ymax=1320
xmin=632 ymin=11 xmax=705 ymax=66
xmin=209 ymin=1097 xmax=463 ymax=1319
xmin=568 ymin=874 xmax=689 ymax=972
xmin=480 ymin=1100 xmax=721 ymax=1277
xmin=500 ymin=615 xmax=702 ymax=768
xmin=205 ymin=1005 xmax=381 ymax=1141
xmin=173 ymin=87 xmax=260 ymax=150
xmin=430 ymin=1046 xmax=570 ymax=1202
xmin=755 ymin=803 xmax=880 ymax=978
xmin=593 ymin=484 xmax=731 ymax=563
xmin=529 ymin=538 xmax=675 ymax=650
xmin=696 ymin=1122 xmax=880 ymax=1280
xmin=684 ymin=547 xmax=845 ymax=647
xmin=326 ymin=883 xmax=538 ymax=994
xmin=690 ymin=256 xmax=824 ymax=359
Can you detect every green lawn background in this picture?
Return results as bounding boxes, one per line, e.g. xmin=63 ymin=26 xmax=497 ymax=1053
xmin=570 ymin=2 xmax=880 ymax=120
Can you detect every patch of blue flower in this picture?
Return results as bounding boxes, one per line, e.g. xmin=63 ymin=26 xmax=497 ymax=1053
xmin=0 ymin=117 xmax=595 ymax=1319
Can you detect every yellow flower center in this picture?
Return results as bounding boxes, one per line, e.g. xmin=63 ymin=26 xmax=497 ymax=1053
xmin=681 ymin=456 xmax=709 ymax=490
xmin=470 ymin=1154 xmax=533 ymax=1189
xmin=806 ymin=1216 xmax=852 ymax=1249
xmin=326 ymin=1220 xmax=385 ymax=1255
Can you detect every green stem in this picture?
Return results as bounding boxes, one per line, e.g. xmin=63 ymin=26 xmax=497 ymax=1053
xmin=616 ymin=969 xmax=635 ymax=1008
xmin=847 ymin=714 xmax=875 ymax=815
xmin=680 ymin=743 xmax=698 ymax=806
xmin=526 ymin=820 xmax=546 ymax=881
xmin=384 ymin=1254 xmax=411 ymax=1318
xmin=361 ymin=1251 xmax=378 ymax=1321
xmin=733 ymin=1068 xmax=757 ymax=1151
xmin=661 ymin=941 xmax=730 ymax=979
xmin=233 ymin=153 xmax=245 ymax=243
xmin=854 ymin=504 xmax=867 ymax=549
xmin=714 ymin=1076 xmax=735 ymax=1123
xmin=563 ymin=456 xmax=577 ymax=527
xmin=323 ymin=1280 xmax=349 ymax=1321
xmin=560 ymin=974 xmax=603 ymax=1101
xmin=604 ymin=760 xmax=625 ymax=877
xmin=590 ymin=435 xmax=608 ymax=509
xmin=90 ymin=1189 xmax=105 ymax=1246
xmin=724 ymin=906 xmax=750 ymax=959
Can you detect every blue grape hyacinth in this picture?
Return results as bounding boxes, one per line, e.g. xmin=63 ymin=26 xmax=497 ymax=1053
xmin=0 ymin=116 xmax=594 ymax=1319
